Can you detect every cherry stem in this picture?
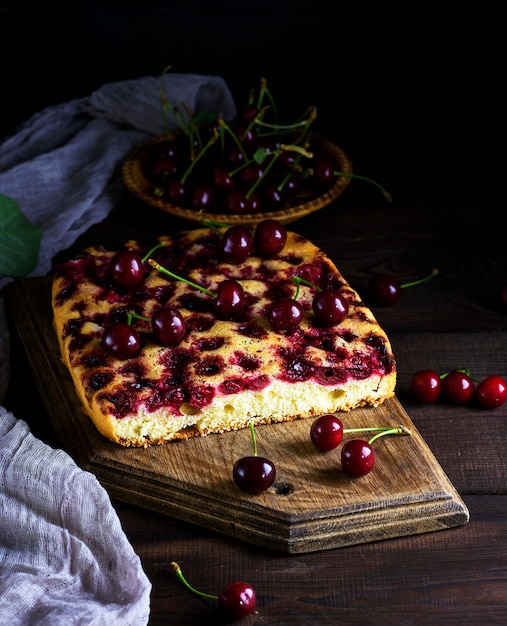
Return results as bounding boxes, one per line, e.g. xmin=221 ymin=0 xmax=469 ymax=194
xmin=128 ymin=311 xmax=150 ymax=325
xmin=368 ymin=425 xmax=412 ymax=445
xmin=141 ymin=241 xmax=166 ymax=263
xmin=401 ymin=268 xmax=439 ymax=289
xmin=180 ymin=129 xmax=219 ymax=183
xmin=292 ymin=275 xmax=321 ymax=300
xmin=331 ymin=170 xmax=393 ymax=202
xmin=440 ymin=367 xmax=480 ymax=383
xmin=171 ymin=561 xmax=218 ymax=601
xmin=148 ymin=258 xmax=217 ymax=298
xmin=343 ymin=426 xmax=402 ymax=435
xmin=248 ymin=421 xmax=259 ymax=457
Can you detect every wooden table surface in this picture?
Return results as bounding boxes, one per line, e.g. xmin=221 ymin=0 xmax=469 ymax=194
xmin=4 ymin=125 xmax=506 ymax=625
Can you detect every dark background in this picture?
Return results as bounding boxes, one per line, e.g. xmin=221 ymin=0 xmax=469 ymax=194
xmin=0 ymin=2 xmax=501 ymax=204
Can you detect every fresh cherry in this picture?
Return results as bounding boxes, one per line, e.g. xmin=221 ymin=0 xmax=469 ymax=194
xmin=233 ymin=422 xmax=276 ymax=494
xmin=341 ymin=426 xmax=411 ymax=477
xmin=151 ymin=307 xmax=187 ymax=346
xmin=341 ymin=439 xmax=375 ymax=477
xmin=171 ymin=561 xmax=256 ymax=621
xmin=253 ymin=219 xmax=287 ymax=258
xmin=474 ymin=375 xmax=507 ymax=409
xmin=310 ymin=414 xmax=344 ymax=450
xmin=367 ymin=268 xmax=438 ymax=307
xmin=441 ymin=369 xmax=475 ymax=405
xmin=219 ymin=225 xmax=254 ymax=264
xmin=214 ymin=279 xmax=246 ymax=319
xmin=101 ymin=321 xmax=141 ymax=359
xmin=367 ymin=274 xmax=402 ymax=306
xmin=410 ymin=369 xmax=442 ymax=403
xmin=312 ymin=289 xmax=348 ymax=327
xmin=109 ymin=250 xmax=145 ymax=290
xmin=266 ymin=297 xmax=304 ymax=331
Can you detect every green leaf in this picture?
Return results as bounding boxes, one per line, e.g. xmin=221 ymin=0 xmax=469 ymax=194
xmin=0 ymin=194 xmax=42 ymax=278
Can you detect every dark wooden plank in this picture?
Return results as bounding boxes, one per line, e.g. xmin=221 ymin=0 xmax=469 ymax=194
xmin=114 ymin=494 xmax=507 ymax=626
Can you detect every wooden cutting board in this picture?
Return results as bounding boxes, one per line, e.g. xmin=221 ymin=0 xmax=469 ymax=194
xmin=3 ymin=276 xmax=469 ymax=554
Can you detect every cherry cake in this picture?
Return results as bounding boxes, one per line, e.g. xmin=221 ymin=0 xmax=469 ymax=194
xmin=51 ymin=224 xmax=396 ymax=447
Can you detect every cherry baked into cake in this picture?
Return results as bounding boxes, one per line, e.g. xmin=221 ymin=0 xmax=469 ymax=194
xmin=51 ymin=220 xmax=396 ymax=447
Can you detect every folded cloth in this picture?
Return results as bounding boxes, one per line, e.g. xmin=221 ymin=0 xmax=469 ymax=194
xmin=0 ymin=72 xmax=237 ymax=291
xmin=0 ymin=407 xmax=152 ymax=625
xmin=0 ymin=73 xmax=237 ymax=624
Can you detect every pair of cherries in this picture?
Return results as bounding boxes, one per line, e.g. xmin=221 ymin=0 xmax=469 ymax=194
xmin=310 ymin=414 xmax=410 ymax=477
xmin=410 ymin=368 xmax=507 ymax=409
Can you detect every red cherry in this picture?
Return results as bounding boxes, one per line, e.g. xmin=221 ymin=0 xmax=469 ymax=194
xmin=171 ymin=562 xmax=256 ymax=621
xmin=218 ymin=225 xmax=254 ymax=264
xmin=151 ymin=307 xmax=186 ymax=346
xmin=232 ymin=456 xmax=276 ymax=493
xmin=312 ymin=289 xmax=349 ymax=327
xmin=410 ymin=369 xmax=442 ymax=403
xmin=253 ymin=219 xmax=287 ymax=258
xmin=367 ymin=274 xmax=402 ymax=306
xmin=310 ymin=414 xmax=344 ymax=450
xmin=341 ymin=439 xmax=375 ymax=477
xmin=218 ymin=581 xmax=257 ymax=620
xmin=101 ymin=321 xmax=141 ymax=360
xmin=441 ymin=369 xmax=475 ymax=404
xmin=109 ymin=250 xmax=145 ymax=289
xmin=214 ymin=279 xmax=246 ymax=319
xmin=266 ymin=298 xmax=304 ymax=331
xmin=475 ymin=375 xmax=507 ymax=409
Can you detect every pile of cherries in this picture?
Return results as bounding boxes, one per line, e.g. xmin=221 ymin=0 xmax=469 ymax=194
xmin=143 ymin=74 xmax=390 ymax=216
xmin=101 ymin=218 xmax=351 ymax=359
xmin=410 ymin=368 xmax=507 ymax=409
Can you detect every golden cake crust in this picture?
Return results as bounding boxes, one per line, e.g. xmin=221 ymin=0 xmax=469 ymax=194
xmin=52 ymin=227 xmax=396 ymax=447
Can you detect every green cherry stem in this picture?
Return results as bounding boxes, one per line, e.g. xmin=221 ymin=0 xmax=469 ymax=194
xmin=141 ymin=241 xmax=167 ymax=263
xmin=292 ymin=275 xmax=321 ymax=300
xmin=367 ymin=425 xmax=412 ymax=445
xmin=248 ymin=421 xmax=259 ymax=457
xmin=440 ymin=367 xmax=480 ymax=383
xmin=401 ymin=268 xmax=439 ymax=289
xmin=171 ymin=562 xmax=218 ymax=601
xmin=330 ymin=170 xmax=393 ymax=202
xmin=148 ymin=258 xmax=217 ymax=298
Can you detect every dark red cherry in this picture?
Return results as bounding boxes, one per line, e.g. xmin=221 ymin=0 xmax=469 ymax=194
xmin=474 ymin=375 xmax=507 ymax=409
xmin=341 ymin=439 xmax=375 ymax=477
xmin=218 ymin=581 xmax=257 ymax=620
xmin=151 ymin=307 xmax=186 ymax=346
xmin=410 ymin=369 xmax=442 ymax=403
xmin=254 ymin=219 xmax=287 ymax=258
xmin=312 ymin=289 xmax=349 ymax=327
xmin=313 ymin=158 xmax=336 ymax=185
xmin=219 ymin=225 xmax=254 ymax=264
xmin=442 ymin=369 xmax=475 ymax=404
xmin=266 ymin=298 xmax=304 ymax=331
xmin=191 ymin=183 xmax=215 ymax=211
xmin=109 ymin=250 xmax=145 ymax=289
xmin=211 ymin=165 xmax=234 ymax=191
xmin=232 ymin=455 xmax=276 ymax=493
xmin=262 ymin=183 xmax=285 ymax=209
xmin=310 ymin=414 xmax=344 ymax=450
xmin=101 ymin=321 xmax=141 ymax=360
xmin=164 ymin=178 xmax=187 ymax=204
xmin=367 ymin=274 xmax=402 ymax=306
xmin=214 ymin=280 xmax=246 ymax=319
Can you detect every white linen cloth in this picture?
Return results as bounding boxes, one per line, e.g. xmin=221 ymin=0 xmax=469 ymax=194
xmin=0 ymin=72 xmax=237 ymax=624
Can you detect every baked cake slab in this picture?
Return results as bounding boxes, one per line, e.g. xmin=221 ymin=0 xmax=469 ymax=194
xmin=51 ymin=225 xmax=396 ymax=447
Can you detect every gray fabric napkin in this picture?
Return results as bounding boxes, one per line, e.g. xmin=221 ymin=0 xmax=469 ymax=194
xmin=0 ymin=72 xmax=237 ymax=624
